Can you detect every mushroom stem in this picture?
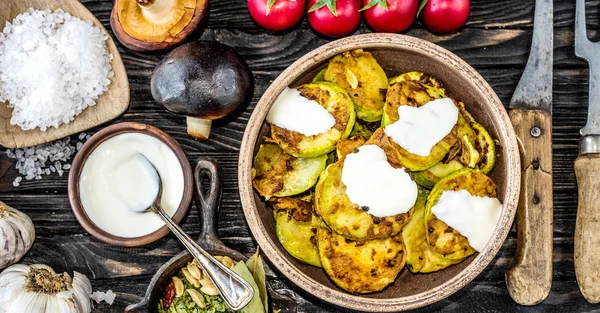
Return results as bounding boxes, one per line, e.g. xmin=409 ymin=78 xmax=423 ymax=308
xmin=186 ymin=117 xmax=212 ymax=140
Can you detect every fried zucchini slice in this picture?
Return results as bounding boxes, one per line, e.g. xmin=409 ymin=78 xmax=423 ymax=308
xmin=402 ymin=189 xmax=463 ymax=273
xmin=453 ymin=101 xmax=495 ymax=173
xmin=363 ymin=128 xmax=404 ymax=168
xmin=388 ymin=71 xmax=446 ymax=97
xmin=413 ymin=160 xmax=464 ymax=189
xmin=318 ymin=224 xmax=405 ymax=293
xmin=314 ymin=160 xmax=412 ymax=241
xmin=413 ymin=120 xmax=497 ymax=188
xmin=272 ymin=197 xmax=322 ymax=267
xmin=324 ymin=49 xmax=388 ymax=122
xmin=381 ymin=73 xmax=446 ymax=127
xmin=424 ymin=169 xmax=496 ymax=259
xmin=252 ymin=144 xmax=327 ymax=198
xmin=455 ymin=114 xmax=480 ymax=167
xmin=380 ymin=81 xmax=458 ymax=171
xmin=472 ymin=121 xmax=496 ymax=174
xmin=336 ymin=135 xmax=366 ymax=160
xmin=270 ymin=82 xmax=356 ymax=158
xmin=350 ymin=121 xmax=375 ymax=139
xmin=312 ymin=68 xmax=326 ymax=82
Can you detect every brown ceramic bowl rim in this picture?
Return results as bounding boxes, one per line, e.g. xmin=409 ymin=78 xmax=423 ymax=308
xmin=68 ymin=122 xmax=194 ymax=247
xmin=238 ymin=34 xmax=520 ymax=311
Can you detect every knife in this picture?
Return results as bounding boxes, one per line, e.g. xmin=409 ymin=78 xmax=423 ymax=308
xmin=504 ymin=0 xmax=553 ymax=305
xmin=574 ymin=0 xmax=600 ymax=303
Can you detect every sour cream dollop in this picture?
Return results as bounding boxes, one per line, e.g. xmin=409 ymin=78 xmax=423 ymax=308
xmin=341 ymin=145 xmax=418 ymax=217
xmin=431 ymin=189 xmax=503 ymax=252
xmin=385 ymin=98 xmax=459 ymax=156
xmin=267 ymin=87 xmax=336 ymax=136
xmin=79 ymin=133 xmax=184 ymax=238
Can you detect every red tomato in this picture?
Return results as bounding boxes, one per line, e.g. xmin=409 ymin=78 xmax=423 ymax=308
xmin=307 ymin=0 xmax=362 ymax=37
xmin=248 ymin=0 xmax=305 ymax=31
xmin=421 ymin=0 xmax=470 ymax=33
xmin=362 ymin=0 xmax=418 ymax=33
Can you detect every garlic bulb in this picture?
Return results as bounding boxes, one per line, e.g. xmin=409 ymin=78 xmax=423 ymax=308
xmin=0 ymin=201 xmax=35 ymax=269
xmin=0 ymin=264 xmax=93 ymax=313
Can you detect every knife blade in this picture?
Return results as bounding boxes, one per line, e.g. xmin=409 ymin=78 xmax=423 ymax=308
xmin=574 ymin=0 xmax=600 ymax=303
xmin=504 ymin=0 xmax=553 ymax=305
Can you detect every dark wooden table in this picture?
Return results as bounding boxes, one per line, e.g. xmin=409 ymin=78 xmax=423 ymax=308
xmin=0 ymin=0 xmax=598 ymax=312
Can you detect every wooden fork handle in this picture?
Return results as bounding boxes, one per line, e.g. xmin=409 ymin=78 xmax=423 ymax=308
xmin=575 ymin=153 xmax=600 ymax=303
xmin=505 ymin=109 xmax=553 ymax=305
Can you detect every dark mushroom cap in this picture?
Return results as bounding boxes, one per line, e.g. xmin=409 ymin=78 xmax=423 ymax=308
xmin=151 ymin=41 xmax=253 ymax=119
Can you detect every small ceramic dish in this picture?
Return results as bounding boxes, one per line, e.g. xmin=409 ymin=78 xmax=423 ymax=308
xmin=238 ymin=34 xmax=520 ymax=311
xmin=126 ymin=158 xmax=297 ymax=313
xmin=68 ymin=122 xmax=193 ymax=247
xmin=0 ymin=0 xmax=129 ymax=149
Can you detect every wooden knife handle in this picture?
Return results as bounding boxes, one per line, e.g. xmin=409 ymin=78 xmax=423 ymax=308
xmin=575 ymin=154 xmax=600 ymax=303
xmin=505 ymin=109 xmax=553 ymax=305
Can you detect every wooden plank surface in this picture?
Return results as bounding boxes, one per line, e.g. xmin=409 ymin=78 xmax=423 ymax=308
xmin=0 ymin=0 xmax=595 ymax=311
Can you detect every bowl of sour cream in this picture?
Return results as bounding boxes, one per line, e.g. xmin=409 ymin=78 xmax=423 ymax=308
xmin=68 ymin=122 xmax=193 ymax=246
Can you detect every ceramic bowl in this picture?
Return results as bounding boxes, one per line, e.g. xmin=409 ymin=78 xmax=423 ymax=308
xmin=68 ymin=122 xmax=193 ymax=247
xmin=238 ymin=34 xmax=520 ymax=311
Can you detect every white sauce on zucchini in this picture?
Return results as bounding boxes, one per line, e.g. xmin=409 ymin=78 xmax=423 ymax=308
xmin=384 ymin=98 xmax=459 ymax=156
xmin=267 ymin=87 xmax=335 ymax=136
xmin=341 ymin=145 xmax=418 ymax=217
xmin=431 ymin=189 xmax=502 ymax=252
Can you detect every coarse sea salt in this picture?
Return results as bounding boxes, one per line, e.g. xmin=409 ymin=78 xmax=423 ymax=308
xmin=6 ymin=133 xmax=89 ymax=186
xmin=0 ymin=9 xmax=113 ymax=131
xmin=267 ymin=87 xmax=336 ymax=136
xmin=91 ymin=290 xmax=116 ymax=305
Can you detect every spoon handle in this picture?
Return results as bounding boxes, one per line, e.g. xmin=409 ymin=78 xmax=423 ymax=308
xmin=152 ymin=204 xmax=254 ymax=310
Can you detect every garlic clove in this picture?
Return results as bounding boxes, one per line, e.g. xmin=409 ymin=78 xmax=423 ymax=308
xmin=200 ymin=284 xmax=220 ymax=296
xmin=181 ymin=268 xmax=200 ymax=288
xmin=220 ymin=256 xmax=235 ymax=269
xmin=198 ymin=273 xmax=214 ymax=290
xmin=12 ymin=291 xmax=47 ymax=313
xmin=186 ymin=289 xmax=206 ymax=308
xmin=345 ymin=68 xmax=359 ymax=89
xmin=72 ymin=272 xmax=93 ymax=313
xmin=45 ymin=295 xmax=73 ymax=313
xmin=172 ymin=277 xmax=184 ymax=297
xmin=0 ymin=202 xmax=35 ymax=270
xmin=187 ymin=263 xmax=202 ymax=281
xmin=0 ymin=264 xmax=93 ymax=313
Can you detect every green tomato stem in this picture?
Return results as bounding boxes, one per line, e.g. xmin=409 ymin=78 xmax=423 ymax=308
xmin=308 ymin=0 xmax=337 ymax=16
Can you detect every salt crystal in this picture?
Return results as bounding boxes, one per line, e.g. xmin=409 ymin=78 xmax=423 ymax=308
xmin=0 ymin=9 xmax=113 ymax=131
xmin=6 ymin=136 xmax=80 ymax=185
xmin=91 ymin=290 xmax=115 ymax=305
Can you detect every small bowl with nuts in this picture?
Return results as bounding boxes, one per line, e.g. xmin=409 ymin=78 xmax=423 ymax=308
xmin=124 ymin=158 xmax=287 ymax=313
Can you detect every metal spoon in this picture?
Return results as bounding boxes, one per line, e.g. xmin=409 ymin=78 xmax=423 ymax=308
xmin=129 ymin=154 xmax=254 ymax=310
